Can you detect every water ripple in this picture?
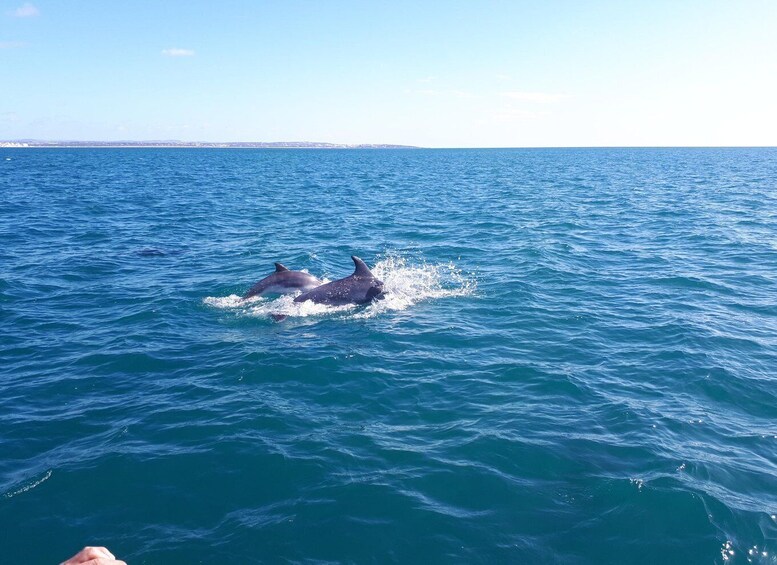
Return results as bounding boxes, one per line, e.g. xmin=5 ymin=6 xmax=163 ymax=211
xmin=1 ymin=148 xmax=776 ymax=563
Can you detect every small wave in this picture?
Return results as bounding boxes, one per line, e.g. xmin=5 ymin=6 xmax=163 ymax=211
xmin=2 ymin=469 xmax=52 ymax=499
xmin=204 ymin=255 xmax=476 ymax=321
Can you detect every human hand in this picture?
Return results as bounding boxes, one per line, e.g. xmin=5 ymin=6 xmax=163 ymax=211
xmin=59 ymin=546 xmax=126 ymax=565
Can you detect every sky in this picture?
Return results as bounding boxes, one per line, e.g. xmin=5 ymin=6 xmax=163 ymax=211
xmin=1 ymin=0 xmax=776 ymax=147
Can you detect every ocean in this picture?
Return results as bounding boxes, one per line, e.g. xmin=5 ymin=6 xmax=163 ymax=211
xmin=1 ymin=147 xmax=775 ymax=564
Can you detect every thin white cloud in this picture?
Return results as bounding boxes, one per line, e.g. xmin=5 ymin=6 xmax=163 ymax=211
xmin=412 ymin=89 xmax=439 ymax=96
xmin=417 ymin=76 xmax=437 ymax=84
xmin=162 ymin=48 xmax=195 ymax=57
xmin=500 ymin=91 xmax=569 ymax=103
xmin=0 ymin=111 xmax=20 ymax=122
xmin=0 ymin=41 xmax=27 ymax=48
xmin=11 ymin=3 xmax=39 ymax=17
xmin=409 ymin=89 xmax=475 ymax=99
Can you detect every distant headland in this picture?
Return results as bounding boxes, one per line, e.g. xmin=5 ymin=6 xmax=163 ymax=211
xmin=0 ymin=140 xmax=418 ymax=149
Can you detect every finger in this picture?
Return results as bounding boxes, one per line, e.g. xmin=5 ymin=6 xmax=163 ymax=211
xmin=60 ymin=546 xmax=90 ymax=565
xmin=80 ymin=560 xmax=126 ymax=565
xmin=92 ymin=547 xmax=116 ymax=560
xmin=84 ymin=546 xmax=116 ymax=559
xmin=61 ymin=546 xmax=117 ymax=564
xmin=80 ymin=547 xmax=115 ymax=562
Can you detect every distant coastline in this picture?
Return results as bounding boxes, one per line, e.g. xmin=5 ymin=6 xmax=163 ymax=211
xmin=0 ymin=140 xmax=418 ymax=149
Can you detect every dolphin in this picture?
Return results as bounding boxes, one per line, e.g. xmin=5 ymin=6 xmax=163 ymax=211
xmin=293 ymin=256 xmax=385 ymax=306
xmin=243 ymin=263 xmax=322 ymax=299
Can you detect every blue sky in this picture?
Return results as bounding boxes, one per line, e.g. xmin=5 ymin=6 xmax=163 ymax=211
xmin=1 ymin=1 xmax=776 ymax=147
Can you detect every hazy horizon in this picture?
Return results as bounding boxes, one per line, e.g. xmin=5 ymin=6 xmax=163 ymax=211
xmin=3 ymin=140 xmax=776 ymax=149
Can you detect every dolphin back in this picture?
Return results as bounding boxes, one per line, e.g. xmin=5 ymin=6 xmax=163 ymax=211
xmin=294 ymin=256 xmax=385 ymax=306
xmin=243 ymin=264 xmax=321 ymax=299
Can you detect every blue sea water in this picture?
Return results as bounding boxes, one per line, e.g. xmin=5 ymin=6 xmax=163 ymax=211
xmin=1 ymin=147 xmax=776 ymax=564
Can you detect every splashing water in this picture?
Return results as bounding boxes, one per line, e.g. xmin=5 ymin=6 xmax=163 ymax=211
xmin=203 ymin=255 xmax=476 ymax=321
xmin=364 ymin=255 xmax=476 ymax=316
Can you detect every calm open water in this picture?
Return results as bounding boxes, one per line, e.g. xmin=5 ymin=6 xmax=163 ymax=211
xmin=1 ymin=148 xmax=776 ymax=564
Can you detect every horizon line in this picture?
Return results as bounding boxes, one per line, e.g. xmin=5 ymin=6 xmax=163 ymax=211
xmin=0 ymin=140 xmax=777 ymax=151
xmin=2 ymin=140 xmax=776 ymax=150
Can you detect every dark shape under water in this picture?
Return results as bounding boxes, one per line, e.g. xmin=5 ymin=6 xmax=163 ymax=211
xmin=293 ymin=256 xmax=385 ymax=306
xmin=243 ymin=262 xmax=322 ymax=299
xmin=137 ymin=248 xmax=168 ymax=257
xmin=136 ymin=248 xmax=185 ymax=257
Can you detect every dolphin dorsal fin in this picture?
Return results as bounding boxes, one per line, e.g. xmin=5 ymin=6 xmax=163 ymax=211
xmin=274 ymin=262 xmax=290 ymax=272
xmin=351 ymin=256 xmax=373 ymax=277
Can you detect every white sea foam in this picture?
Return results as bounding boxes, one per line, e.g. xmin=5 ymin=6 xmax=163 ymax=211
xmin=356 ymin=255 xmax=476 ymax=318
xmin=203 ymin=294 xmax=246 ymax=309
xmin=203 ymin=255 xmax=476 ymax=321
xmin=2 ymin=470 xmax=52 ymax=499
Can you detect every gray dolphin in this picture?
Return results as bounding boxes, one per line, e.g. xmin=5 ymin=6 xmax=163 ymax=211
xmin=293 ymin=256 xmax=385 ymax=306
xmin=243 ymin=262 xmax=322 ymax=299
